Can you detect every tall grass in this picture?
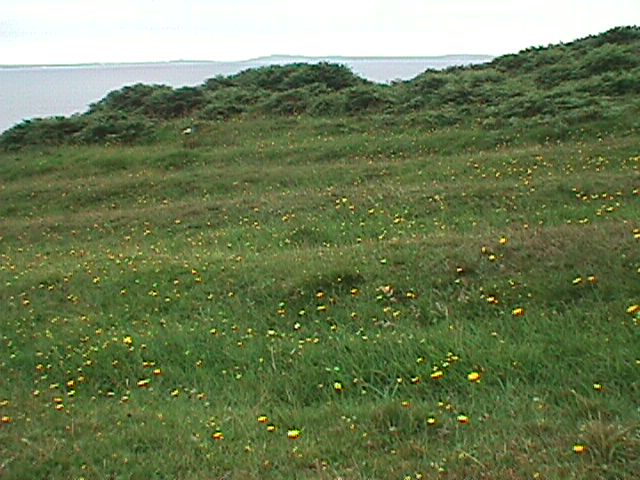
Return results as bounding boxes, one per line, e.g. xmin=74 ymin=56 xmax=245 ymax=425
xmin=0 ymin=113 xmax=638 ymax=479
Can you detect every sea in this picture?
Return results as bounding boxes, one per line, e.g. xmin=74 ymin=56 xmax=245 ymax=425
xmin=0 ymin=55 xmax=491 ymax=133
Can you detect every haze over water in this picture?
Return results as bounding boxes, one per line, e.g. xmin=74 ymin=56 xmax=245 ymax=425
xmin=0 ymin=56 xmax=490 ymax=133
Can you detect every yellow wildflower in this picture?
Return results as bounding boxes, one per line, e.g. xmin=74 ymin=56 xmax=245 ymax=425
xmin=457 ymin=414 xmax=469 ymax=425
xmin=467 ymin=371 xmax=481 ymax=383
xmin=573 ymin=444 xmax=586 ymax=454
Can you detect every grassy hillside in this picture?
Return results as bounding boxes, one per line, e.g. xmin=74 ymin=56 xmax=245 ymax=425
xmin=1 ymin=28 xmax=639 ymax=479
xmin=2 ymin=26 xmax=639 ymax=149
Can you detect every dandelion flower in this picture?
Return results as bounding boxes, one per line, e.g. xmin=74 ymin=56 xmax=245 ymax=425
xmin=572 ymin=444 xmax=586 ymax=454
xmin=430 ymin=370 xmax=444 ymax=380
xmin=457 ymin=414 xmax=469 ymax=425
xmin=626 ymin=304 xmax=639 ymax=315
xmin=267 ymin=424 xmax=277 ymax=432
xmin=333 ymin=381 xmax=344 ymax=393
xmin=212 ymin=431 xmax=224 ymax=441
xmin=499 ymin=236 xmax=508 ymax=245
xmin=426 ymin=416 xmax=437 ymax=426
xmin=1 ymin=415 xmax=12 ymax=424
xmin=511 ymin=307 xmax=525 ymax=317
xmin=380 ymin=285 xmax=394 ymax=296
xmin=593 ymin=383 xmax=603 ymax=391
xmin=257 ymin=415 xmax=269 ymax=424
xmin=467 ymin=371 xmax=481 ymax=383
xmin=287 ymin=428 xmax=301 ymax=440
xmin=137 ymin=379 xmax=151 ymax=388
xmin=123 ymin=336 xmax=133 ymax=346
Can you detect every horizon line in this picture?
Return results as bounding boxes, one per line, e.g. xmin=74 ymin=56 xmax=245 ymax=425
xmin=0 ymin=53 xmax=495 ymax=69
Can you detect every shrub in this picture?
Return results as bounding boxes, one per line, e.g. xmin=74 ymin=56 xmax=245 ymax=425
xmin=343 ymin=85 xmax=391 ymax=114
xmin=230 ymin=62 xmax=364 ymax=92
xmin=579 ymin=44 xmax=639 ymax=76
xmin=258 ymin=88 xmax=311 ymax=115
xmin=0 ymin=116 xmax=86 ymax=150
xmin=198 ymin=87 xmax=264 ymax=120
xmin=308 ymin=93 xmax=346 ymax=116
xmin=89 ymin=84 xmax=171 ymax=115
xmin=78 ymin=113 xmax=156 ymax=145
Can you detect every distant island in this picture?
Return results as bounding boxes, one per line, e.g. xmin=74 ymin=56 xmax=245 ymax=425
xmin=245 ymin=54 xmax=493 ymax=63
xmin=0 ymin=54 xmax=493 ymax=69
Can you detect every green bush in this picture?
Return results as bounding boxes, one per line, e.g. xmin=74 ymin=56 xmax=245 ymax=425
xmin=0 ymin=116 xmax=86 ymax=150
xmin=231 ymin=62 xmax=365 ymax=92
xmin=3 ymin=25 xmax=640 ymax=149
xmin=343 ymin=85 xmax=391 ymax=114
xmin=308 ymin=92 xmax=347 ymax=116
xmin=600 ymin=68 xmax=640 ymax=95
xmin=89 ymin=84 xmax=169 ymax=115
xmin=78 ymin=113 xmax=157 ymax=145
xmin=259 ymin=88 xmax=311 ymax=115
xmin=198 ymin=87 xmax=264 ymax=120
xmin=579 ymin=44 xmax=639 ymax=76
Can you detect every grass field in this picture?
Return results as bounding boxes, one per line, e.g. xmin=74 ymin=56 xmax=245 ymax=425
xmin=1 ymin=114 xmax=638 ymax=479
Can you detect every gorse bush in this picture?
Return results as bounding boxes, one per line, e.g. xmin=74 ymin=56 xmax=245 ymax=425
xmin=0 ymin=117 xmax=84 ymax=150
xmin=78 ymin=113 xmax=157 ymax=145
xmin=228 ymin=62 xmax=366 ymax=92
xmin=88 ymin=84 xmax=205 ymax=119
xmin=2 ymin=25 xmax=640 ymax=149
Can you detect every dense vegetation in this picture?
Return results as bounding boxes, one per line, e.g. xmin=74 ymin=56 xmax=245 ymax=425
xmin=2 ymin=26 xmax=640 ymax=149
xmin=0 ymin=27 xmax=639 ymax=479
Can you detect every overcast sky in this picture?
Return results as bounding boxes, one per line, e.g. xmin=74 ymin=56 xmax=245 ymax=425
xmin=2 ymin=0 xmax=639 ymax=64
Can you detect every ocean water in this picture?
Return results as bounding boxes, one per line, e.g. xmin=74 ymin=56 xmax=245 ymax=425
xmin=0 ymin=56 xmax=490 ymax=133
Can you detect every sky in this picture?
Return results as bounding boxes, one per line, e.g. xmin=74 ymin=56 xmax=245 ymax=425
xmin=1 ymin=0 xmax=639 ymax=65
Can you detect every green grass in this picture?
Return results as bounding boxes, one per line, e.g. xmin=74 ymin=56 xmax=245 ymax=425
xmin=1 ymin=115 xmax=639 ymax=479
